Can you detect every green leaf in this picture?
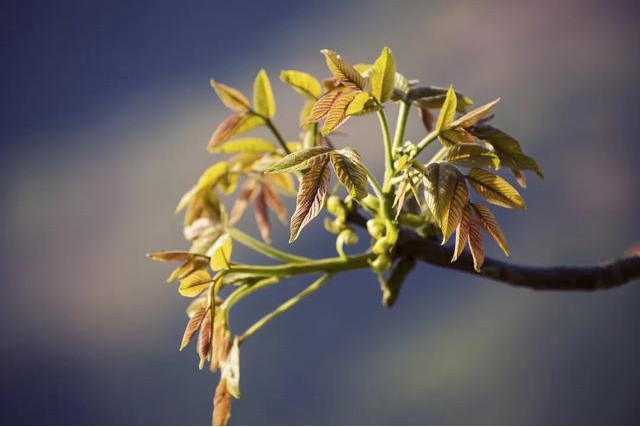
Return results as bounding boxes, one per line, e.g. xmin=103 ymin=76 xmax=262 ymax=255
xmin=330 ymin=147 xmax=368 ymax=199
xmin=443 ymin=144 xmax=500 ymax=169
xmin=289 ymin=156 xmax=331 ymax=242
xmin=466 ymin=168 xmax=526 ymax=209
xmin=210 ymin=80 xmax=251 ymax=112
xmin=253 ymin=69 xmax=276 ymax=118
xmin=280 ymin=70 xmax=321 ymax=100
xmin=435 ymin=85 xmax=457 ymax=132
xmin=207 ymin=232 xmax=233 ymax=271
xmin=321 ymin=49 xmax=366 ymax=90
xmin=345 ymin=91 xmax=378 ymax=116
xmin=452 ymin=204 xmax=471 ymax=262
xmin=468 ymin=208 xmax=485 ymax=271
xmin=370 ymin=47 xmax=396 ymax=103
xmin=211 ymin=138 xmax=276 ymax=154
xmin=265 ymin=147 xmax=333 ymax=173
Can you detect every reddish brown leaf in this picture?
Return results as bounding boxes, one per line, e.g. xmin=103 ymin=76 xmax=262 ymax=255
xmin=254 ymin=189 xmax=271 ymax=243
xmin=419 ymin=107 xmax=435 ymax=132
xmin=212 ymin=378 xmax=232 ymax=426
xmin=263 ymin=183 xmax=288 ymax=224
xmin=197 ymin=309 xmax=212 ymax=369
xmin=180 ymin=306 xmax=207 ymax=351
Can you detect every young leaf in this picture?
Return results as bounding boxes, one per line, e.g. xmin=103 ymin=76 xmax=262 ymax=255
xmin=471 ymin=125 xmax=543 ymax=177
xmin=254 ymin=189 xmax=270 ymax=242
xmin=468 ymin=210 xmax=485 ymax=271
xmin=210 ymin=80 xmax=251 ymax=112
xmin=264 ymin=146 xmax=332 ymax=173
xmin=452 ymin=204 xmax=471 ymax=262
xmin=289 ymin=156 xmax=331 ymax=242
xmin=421 ymin=163 xmax=465 ymax=233
xmin=197 ymin=309 xmax=212 ymax=368
xmin=435 ymin=84 xmax=457 ymax=132
xmin=253 ymin=69 xmax=276 ymax=119
xmin=303 ymin=90 xmax=341 ymax=125
xmin=178 ymin=269 xmax=211 ymax=297
xmin=211 ymin=137 xmax=276 ymax=154
xmin=370 ymin=46 xmax=396 ymax=102
xmin=229 ymin=179 xmax=259 ymax=225
xmin=213 ymin=378 xmax=232 ymax=426
xmin=208 ymin=113 xmax=264 ymax=152
xmin=208 ymin=233 xmax=233 ymax=271
xmin=197 ymin=162 xmax=230 ymax=193
xmin=407 ymin=86 xmax=474 ymax=112
xmin=330 ymin=147 xmax=368 ymax=200
xmin=280 ymin=70 xmax=321 ymax=99
xmin=263 ymin=184 xmax=288 ymax=224
xmin=471 ymin=202 xmax=510 ymax=256
xmin=147 ymin=251 xmax=194 ymax=262
xmin=438 ymin=128 xmax=476 ymax=147
xmin=419 ymin=107 xmax=435 ymax=132
xmin=321 ymin=49 xmax=366 ymax=90
xmin=180 ymin=306 xmax=207 ymax=351
xmin=466 ymin=168 xmax=526 ymax=209
xmin=452 ymin=98 xmax=500 ymax=128
xmin=441 ymin=172 xmax=469 ymax=244
xmin=220 ymin=337 xmax=241 ymax=399
xmin=345 ymin=91 xmax=378 ymax=116
xmin=443 ymin=144 xmax=500 ymax=169
xmin=321 ymin=92 xmax=356 ymax=135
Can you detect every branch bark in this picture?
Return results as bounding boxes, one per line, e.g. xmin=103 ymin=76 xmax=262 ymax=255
xmin=348 ymin=210 xmax=640 ymax=291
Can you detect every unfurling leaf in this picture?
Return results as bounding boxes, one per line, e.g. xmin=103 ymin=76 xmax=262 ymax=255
xmin=471 ymin=202 xmax=509 ymax=256
xmin=254 ymin=189 xmax=270 ymax=242
xmin=263 ymin=184 xmax=288 ymax=224
xmin=421 ymin=162 xmax=468 ymax=242
xmin=176 ymin=162 xmax=230 ymax=214
xmin=197 ymin=309 xmax=212 ymax=368
xmin=407 ymin=86 xmax=473 ymax=112
xmin=253 ymin=69 xmax=276 ymax=118
xmin=208 ymin=233 xmax=233 ymax=271
xmin=345 ymin=91 xmax=378 ymax=116
xmin=280 ymin=70 xmax=321 ymax=99
xmin=211 ymin=138 xmax=276 ymax=154
xmin=379 ymin=256 xmax=416 ymax=308
xmin=289 ymin=156 xmax=331 ymax=242
xmin=471 ymin=125 xmax=543 ymax=177
xmin=264 ymin=146 xmax=332 ymax=173
xmin=220 ymin=337 xmax=241 ymax=399
xmin=210 ymin=81 xmax=251 ymax=112
xmin=181 ymin=306 xmax=207 ymax=351
xmin=466 ymin=168 xmax=526 ymax=209
xmin=452 ymin=204 xmax=471 ymax=262
xmin=321 ymin=49 xmax=366 ymax=90
xmin=443 ymin=144 xmax=500 ymax=169
xmin=208 ymin=113 xmax=264 ymax=152
xmin=322 ymin=92 xmax=356 ymax=135
xmin=435 ymin=84 xmax=457 ymax=132
xmin=468 ymin=209 xmax=485 ymax=271
xmin=438 ymin=128 xmax=476 ymax=147
xmin=178 ymin=269 xmax=211 ymax=297
xmin=167 ymin=257 xmax=209 ymax=283
xmin=229 ymin=179 xmax=259 ymax=224
xmin=303 ymin=91 xmax=341 ymax=125
xmin=330 ymin=147 xmax=369 ymax=199
xmin=370 ymin=46 xmax=396 ymax=102
xmin=213 ymin=378 xmax=232 ymax=426
xmin=452 ymin=98 xmax=500 ymax=128
xmin=147 ymin=251 xmax=194 ymax=262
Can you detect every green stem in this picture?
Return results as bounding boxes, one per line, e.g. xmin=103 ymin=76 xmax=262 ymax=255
xmin=227 ymin=253 xmax=372 ymax=277
xmin=377 ymin=110 xmax=395 ymax=188
xmin=229 ymin=228 xmax=309 ymax=263
xmin=428 ymin=145 xmax=448 ymax=164
xmin=239 ymin=273 xmax=333 ymax=344
xmin=222 ymin=276 xmax=280 ymax=324
xmin=264 ymin=117 xmax=291 ymax=154
xmin=412 ymin=130 xmax=439 ymax=159
xmin=392 ymin=101 xmax=410 ymax=152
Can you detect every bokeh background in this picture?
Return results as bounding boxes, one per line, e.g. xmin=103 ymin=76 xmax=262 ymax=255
xmin=2 ymin=0 xmax=640 ymax=424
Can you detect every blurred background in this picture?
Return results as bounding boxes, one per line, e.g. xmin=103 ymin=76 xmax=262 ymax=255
xmin=2 ymin=0 xmax=640 ymax=424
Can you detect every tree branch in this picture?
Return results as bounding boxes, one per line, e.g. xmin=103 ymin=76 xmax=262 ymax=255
xmin=347 ymin=210 xmax=640 ymax=291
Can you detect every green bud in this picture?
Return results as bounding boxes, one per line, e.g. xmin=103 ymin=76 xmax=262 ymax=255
xmin=339 ymin=229 xmax=359 ymax=246
xmin=370 ymin=254 xmax=392 ymax=273
xmin=366 ymin=219 xmax=386 ymax=239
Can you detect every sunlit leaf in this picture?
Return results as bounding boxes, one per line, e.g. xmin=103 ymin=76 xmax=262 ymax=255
xmin=452 ymin=98 xmax=500 ymax=128
xmin=321 ymin=92 xmax=356 ymax=135
xmin=264 ymin=146 xmax=332 ymax=173
xmin=213 ymin=378 xmax=232 ymax=426
xmin=253 ymin=69 xmax=276 ymax=118
xmin=321 ymin=49 xmax=366 ymax=90
xmin=167 ymin=257 xmax=209 ymax=283
xmin=280 ymin=70 xmax=321 ymax=99
xmin=197 ymin=308 xmax=212 ymax=369
xmin=178 ymin=269 xmax=211 ymax=297
xmin=438 ymin=128 xmax=476 ymax=146
xmin=471 ymin=202 xmax=509 ymax=256
xmin=452 ymin=204 xmax=471 ymax=262
xmin=254 ymin=189 xmax=270 ymax=242
xmin=211 ymin=137 xmax=276 ymax=154
xmin=289 ymin=156 xmax=331 ymax=242
xmin=208 ymin=233 xmax=233 ymax=271
xmin=264 ymin=172 xmax=296 ymax=196
xmin=421 ymin=162 xmax=467 ymax=242
xmin=303 ymin=90 xmax=341 ymax=125
xmin=370 ymin=46 xmax=396 ymax=102
xmin=345 ymin=91 xmax=378 ymax=116
xmin=210 ymin=80 xmax=251 ymax=112
xmin=466 ymin=168 xmax=525 ymax=209
xmin=330 ymin=147 xmax=368 ymax=199
xmin=181 ymin=306 xmax=207 ymax=351
xmin=407 ymin=86 xmax=473 ymax=112
xmin=444 ymin=144 xmax=500 ymax=169
xmin=147 ymin=251 xmax=194 ymax=262
xmin=468 ymin=209 xmax=485 ymax=271
xmin=435 ymin=84 xmax=457 ymax=132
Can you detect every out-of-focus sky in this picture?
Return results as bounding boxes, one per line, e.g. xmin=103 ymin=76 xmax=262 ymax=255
xmin=1 ymin=0 xmax=640 ymax=424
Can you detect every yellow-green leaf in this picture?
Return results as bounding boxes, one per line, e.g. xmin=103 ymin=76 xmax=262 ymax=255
xmin=471 ymin=202 xmax=509 ymax=256
xmin=252 ymin=69 xmax=276 ymax=118
xmin=208 ymin=233 xmax=233 ymax=271
xmin=303 ymin=91 xmax=341 ymax=125
xmin=443 ymin=144 xmax=500 ymax=169
xmin=280 ymin=70 xmax=321 ymax=100
xmin=321 ymin=49 xmax=366 ymax=91
xmin=370 ymin=47 xmax=396 ymax=102
xmin=178 ymin=269 xmax=211 ymax=297
xmin=264 ymin=147 xmax=332 ymax=173
xmin=210 ymin=80 xmax=251 ymax=112
xmin=321 ymin=92 xmax=356 ymax=135
xmin=330 ymin=147 xmax=368 ymax=199
xmin=435 ymin=84 xmax=457 ymax=132
xmin=421 ymin=163 xmax=464 ymax=231
xmin=466 ymin=168 xmax=526 ymax=209
xmin=453 ymin=98 xmax=500 ymax=128
xmin=438 ymin=128 xmax=476 ymax=147
xmin=208 ymin=113 xmax=264 ymax=152
xmin=345 ymin=91 xmax=378 ymax=116
xmin=452 ymin=204 xmax=471 ymax=262
xmin=212 ymin=138 xmax=276 ymax=154
xmin=468 ymin=210 xmax=485 ymax=271
xmin=289 ymin=156 xmax=331 ymax=242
